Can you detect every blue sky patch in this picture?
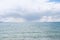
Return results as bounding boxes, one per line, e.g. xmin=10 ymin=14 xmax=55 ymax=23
xmin=49 ymin=0 xmax=60 ymax=2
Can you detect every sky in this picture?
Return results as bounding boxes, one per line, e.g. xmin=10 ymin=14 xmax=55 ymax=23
xmin=0 ymin=0 xmax=60 ymax=22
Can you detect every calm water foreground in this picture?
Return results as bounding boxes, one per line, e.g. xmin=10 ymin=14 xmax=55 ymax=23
xmin=0 ymin=22 xmax=60 ymax=40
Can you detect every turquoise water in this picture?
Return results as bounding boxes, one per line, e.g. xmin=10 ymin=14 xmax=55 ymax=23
xmin=0 ymin=22 xmax=60 ymax=40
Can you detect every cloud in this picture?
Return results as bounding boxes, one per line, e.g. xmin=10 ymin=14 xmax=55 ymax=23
xmin=0 ymin=17 xmax=26 ymax=22
xmin=0 ymin=0 xmax=60 ymax=22
xmin=40 ymin=16 xmax=60 ymax=22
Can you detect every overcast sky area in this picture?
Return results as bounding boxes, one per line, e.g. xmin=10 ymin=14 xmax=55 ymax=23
xmin=0 ymin=0 xmax=60 ymax=22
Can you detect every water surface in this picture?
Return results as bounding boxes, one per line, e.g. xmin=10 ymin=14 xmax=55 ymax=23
xmin=0 ymin=22 xmax=60 ymax=40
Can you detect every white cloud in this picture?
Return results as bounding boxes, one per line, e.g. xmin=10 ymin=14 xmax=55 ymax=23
xmin=40 ymin=16 xmax=48 ymax=22
xmin=0 ymin=0 xmax=52 ymax=14
xmin=40 ymin=16 xmax=60 ymax=22
xmin=0 ymin=17 xmax=26 ymax=22
xmin=0 ymin=0 xmax=60 ymax=22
